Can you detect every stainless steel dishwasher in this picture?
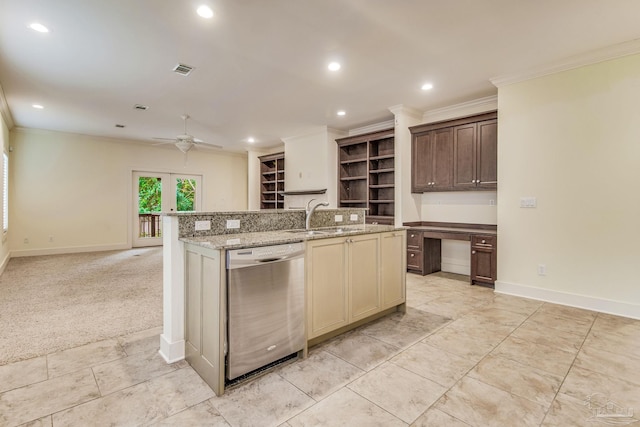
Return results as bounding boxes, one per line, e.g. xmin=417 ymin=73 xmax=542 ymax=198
xmin=226 ymin=242 xmax=305 ymax=381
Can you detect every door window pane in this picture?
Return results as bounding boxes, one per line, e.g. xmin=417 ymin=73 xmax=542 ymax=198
xmin=176 ymin=178 xmax=196 ymax=211
xmin=138 ymin=177 xmax=162 ymax=238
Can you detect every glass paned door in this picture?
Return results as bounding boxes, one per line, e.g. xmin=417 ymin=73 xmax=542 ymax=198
xmin=133 ymin=172 xmax=202 ymax=247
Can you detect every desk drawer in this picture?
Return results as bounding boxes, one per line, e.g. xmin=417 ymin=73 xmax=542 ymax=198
xmin=472 ymin=235 xmax=496 ymax=248
xmin=407 ymin=250 xmax=423 ymax=271
xmin=407 ymin=230 xmax=423 ymax=249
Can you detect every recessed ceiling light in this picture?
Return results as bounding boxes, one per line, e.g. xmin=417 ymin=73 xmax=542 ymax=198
xmin=421 ymin=83 xmax=434 ymax=91
xmin=328 ymin=62 xmax=341 ymax=71
xmin=337 ymin=110 xmax=346 ymax=116
xmin=32 ymin=104 xmax=44 ymax=109
xmin=29 ymin=23 xmax=49 ymax=33
xmin=247 ymin=137 xmax=255 ymax=143
xmin=197 ymin=5 xmax=214 ymax=18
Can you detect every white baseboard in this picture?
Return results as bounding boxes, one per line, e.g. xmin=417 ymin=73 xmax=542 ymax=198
xmin=495 ymin=280 xmax=640 ymax=320
xmin=10 ymin=243 xmax=130 ymax=257
xmin=159 ymin=334 xmax=185 ymax=363
xmin=0 ymin=250 xmax=9 ymax=276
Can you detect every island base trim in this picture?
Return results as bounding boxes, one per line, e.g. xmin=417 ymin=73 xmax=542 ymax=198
xmin=159 ymin=334 xmax=185 ymax=363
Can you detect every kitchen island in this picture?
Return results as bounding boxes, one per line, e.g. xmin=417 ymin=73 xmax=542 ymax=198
xmin=160 ymin=209 xmax=406 ymax=395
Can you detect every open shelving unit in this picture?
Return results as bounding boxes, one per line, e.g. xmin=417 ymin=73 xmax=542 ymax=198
xmin=259 ymin=152 xmax=285 ymax=210
xmin=336 ymin=129 xmax=395 ymax=225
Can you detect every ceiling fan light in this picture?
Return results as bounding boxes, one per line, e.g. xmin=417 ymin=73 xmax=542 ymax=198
xmin=175 ymin=140 xmax=194 ymax=153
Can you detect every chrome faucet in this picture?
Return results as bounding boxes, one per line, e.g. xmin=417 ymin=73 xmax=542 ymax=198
xmin=305 ymin=199 xmax=329 ymax=230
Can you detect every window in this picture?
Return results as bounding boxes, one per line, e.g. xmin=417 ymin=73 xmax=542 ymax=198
xmin=2 ymin=152 xmax=7 ymax=233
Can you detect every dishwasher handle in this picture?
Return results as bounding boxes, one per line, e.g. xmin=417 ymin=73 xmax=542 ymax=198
xmin=257 ymin=257 xmax=285 ymax=263
xmin=227 ymin=248 xmax=305 ymax=269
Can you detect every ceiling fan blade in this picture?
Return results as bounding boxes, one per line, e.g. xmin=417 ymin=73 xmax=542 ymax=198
xmin=152 ymin=137 xmax=177 ymax=141
xmin=194 ymin=141 xmax=223 ymax=149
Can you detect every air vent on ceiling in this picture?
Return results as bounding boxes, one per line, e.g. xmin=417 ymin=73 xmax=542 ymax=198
xmin=115 ymin=124 xmax=125 ymax=128
xmin=134 ymin=104 xmax=149 ymax=110
xmin=173 ymin=63 xmax=194 ymax=76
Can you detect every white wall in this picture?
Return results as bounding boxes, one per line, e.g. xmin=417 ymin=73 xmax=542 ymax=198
xmin=496 ymin=53 xmax=640 ymax=318
xmin=10 ymin=128 xmax=247 ymax=256
xmin=0 ymin=113 xmax=9 ymax=273
xmin=282 ymin=126 xmax=346 ymax=209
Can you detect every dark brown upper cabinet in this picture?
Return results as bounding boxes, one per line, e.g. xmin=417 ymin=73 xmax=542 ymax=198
xmin=410 ymin=111 xmax=497 ymax=193
xmin=411 ymin=128 xmax=453 ymax=192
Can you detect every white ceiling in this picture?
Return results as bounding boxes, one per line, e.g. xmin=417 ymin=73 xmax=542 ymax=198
xmin=2 ymin=0 xmax=640 ymax=152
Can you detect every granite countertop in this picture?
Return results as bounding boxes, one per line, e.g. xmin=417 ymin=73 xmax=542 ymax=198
xmin=180 ymin=224 xmax=404 ymax=250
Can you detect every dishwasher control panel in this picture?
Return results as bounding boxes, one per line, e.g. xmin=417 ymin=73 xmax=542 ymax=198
xmin=227 ymin=242 xmax=305 ymax=269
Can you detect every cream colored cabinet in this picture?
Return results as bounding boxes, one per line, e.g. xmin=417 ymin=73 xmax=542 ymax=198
xmin=306 ymin=233 xmax=387 ymax=339
xmin=184 ymin=243 xmax=225 ymax=396
xmin=306 ymin=236 xmax=349 ymax=339
xmin=348 ymin=233 xmax=381 ymax=322
xmin=380 ymin=231 xmax=407 ymax=309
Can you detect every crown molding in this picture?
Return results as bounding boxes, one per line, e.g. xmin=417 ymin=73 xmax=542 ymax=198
xmin=491 ymin=38 xmax=640 ymax=88
xmin=388 ymin=104 xmax=422 ymax=119
xmin=422 ymin=95 xmax=498 ymax=124
xmin=0 ymin=83 xmax=15 ymax=129
xmin=348 ymin=119 xmax=395 ymax=137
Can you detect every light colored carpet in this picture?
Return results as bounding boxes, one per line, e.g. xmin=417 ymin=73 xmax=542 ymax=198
xmin=0 ymin=247 xmax=163 ymax=365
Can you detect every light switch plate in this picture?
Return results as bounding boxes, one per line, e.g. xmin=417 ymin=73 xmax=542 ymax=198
xmin=335 ymin=214 xmax=343 ymax=222
xmin=520 ymin=197 xmax=537 ymax=208
xmin=350 ymin=214 xmax=358 ymax=221
xmin=226 ymin=219 xmax=240 ymax=229
xmin=195 ymin=220 xmax=211 ymax=231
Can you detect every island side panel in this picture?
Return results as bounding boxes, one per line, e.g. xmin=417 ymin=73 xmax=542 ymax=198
xmin=160 ymin=215 xmax=186 ymax=363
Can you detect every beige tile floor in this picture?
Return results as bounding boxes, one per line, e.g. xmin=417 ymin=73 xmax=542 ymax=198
xmin=1 ymin=272 xmax=639 ymax=426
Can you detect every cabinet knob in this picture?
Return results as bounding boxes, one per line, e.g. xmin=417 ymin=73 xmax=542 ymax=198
xmin=410 ymin=234 xmax=415 ymax=238
xmin=472 ymin=250 xmax=476 ymax=254
xmin=410 ymin=253 xmax=414 ymax=257
xmin=481 ymin=239 xmax=486 ymax=244
xmin=472 ymin=179 xmax=476 ymax=183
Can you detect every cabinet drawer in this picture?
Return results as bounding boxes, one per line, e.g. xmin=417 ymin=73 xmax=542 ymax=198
xmin=407 ymin=230 xmax=423 ymax=249
xmin=407 ymin=250 xmax=423 ymax=270
xmin=472 ymin=235 xmax=496 ymax=248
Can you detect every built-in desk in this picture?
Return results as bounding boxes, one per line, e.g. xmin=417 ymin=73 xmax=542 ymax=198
xmin=403 ymin=222 xmax=497 ymax=287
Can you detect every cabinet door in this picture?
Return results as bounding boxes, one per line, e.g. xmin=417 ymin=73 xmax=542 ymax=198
xmin=349 ymin=234 xmax=381 ymax=322
xmin=453 ymin=123 xmax=477 ymax=188
xmin=471 ymin=246 xmax=496 ymax=285
xmin=431 ymin=127 xmax=454 ymax=190
xmin=306 ymin=238 xmax=349 ymax=339
xmin=476 ymin=119 xmax=498 ymax=189
xmin=381 ymin=231 xmax=406 ymax=309
xmin=411 ymin=133 xmax=432 ymax=192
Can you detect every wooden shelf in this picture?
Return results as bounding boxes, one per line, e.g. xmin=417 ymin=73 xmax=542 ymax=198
xmin=259 ymin=152 xmax=285 ymax=210
xmin=370 ymin=154 xmax=395 ymax=161
xmin=336 ymin=128 xmax=395 ymax=223
xmin=369 ymin=168 xmax=394 ymax=174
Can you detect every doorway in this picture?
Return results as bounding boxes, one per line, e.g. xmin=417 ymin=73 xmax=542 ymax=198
xmin=133 ymin=171 xmax=202 ymax=247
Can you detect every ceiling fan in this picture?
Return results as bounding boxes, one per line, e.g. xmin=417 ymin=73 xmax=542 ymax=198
xmin=153 ymin=114 xmax=222 ymax=153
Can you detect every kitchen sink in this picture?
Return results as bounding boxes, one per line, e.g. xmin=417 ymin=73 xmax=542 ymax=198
xmin=285 ymin=227 xmax=363 ymax=237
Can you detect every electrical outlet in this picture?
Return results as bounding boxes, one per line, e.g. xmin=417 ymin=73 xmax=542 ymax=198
xmin=49 ymin=236 xmax=54 ymax=242
xmin=24 ymin=237 xmax=29 ymax=244
xmin=335 ymin=214 xmax=343 ymax=222
xmin=489 ymin=199 xmax=495 ymax=206
xmin=350 ymin=214 xmax=358 ymax=221
xmin=538 ymin=264 xmax=547 ymax=276
xmin=226 ymin=219 xmax=240 ymax=229
xmin=195 ymin=220 xmax=211 ymax=231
